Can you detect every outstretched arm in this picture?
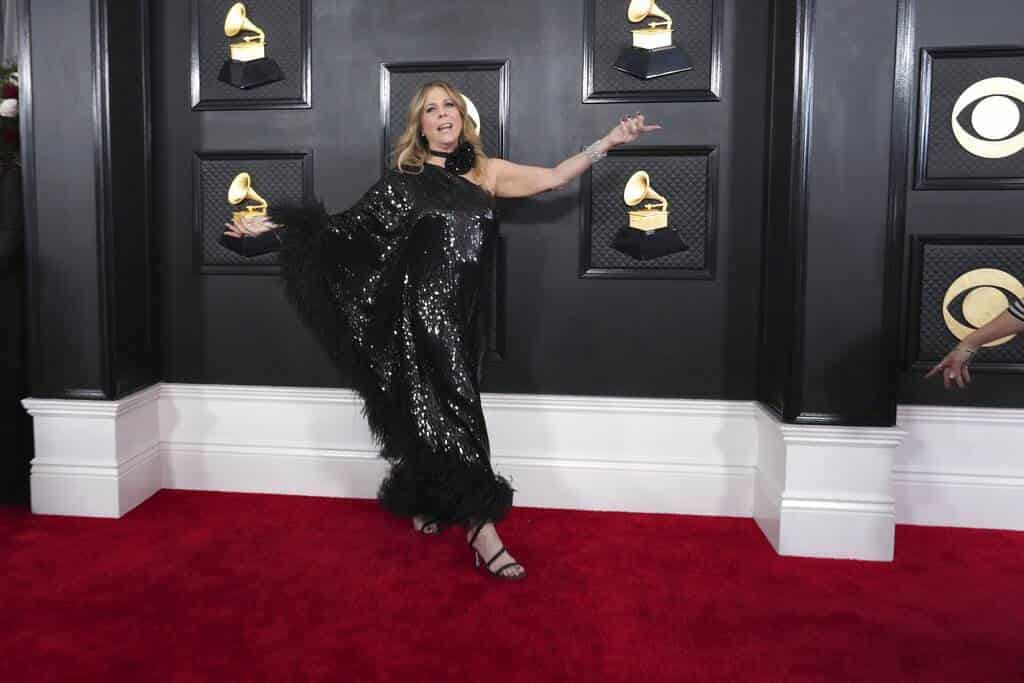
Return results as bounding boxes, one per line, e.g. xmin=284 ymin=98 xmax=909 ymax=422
xmin=926 ymin=302 xmax=1024 ymax=389
xmin=488 ymin=113 xmax=661 ymax=198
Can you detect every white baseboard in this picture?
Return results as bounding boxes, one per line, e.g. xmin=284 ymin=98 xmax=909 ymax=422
xmin=895 ymin=405 xmax=1024 ymax=531
xmin=163 ymin=443 xmax=386 ymax=499
xmin=22 ymin=386 xmax=162 ymax=517
xmin=754 ymin=407 xmax=904 ymax=561
xmin=20 ymin=385 xmax=1024 ymax=551
xmin=160 ymin=385 xmax=759 ymax=518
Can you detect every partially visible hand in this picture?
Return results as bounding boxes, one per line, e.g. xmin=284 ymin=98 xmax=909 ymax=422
xmin=603 ymin=112 xmax=662 ymax=148
xmin=223 ymin=212 xmax=279 ymax=238
xmin=925 ymin=346 xmax=975 ymax=389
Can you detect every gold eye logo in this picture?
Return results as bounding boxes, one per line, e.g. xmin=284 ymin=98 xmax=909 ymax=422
xmin=952 ymin=77 xmax=1024 ymax=159
xmin=942 ymin=268 xmax=1024 ymax=346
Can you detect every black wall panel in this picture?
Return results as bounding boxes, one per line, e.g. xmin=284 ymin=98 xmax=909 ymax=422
xmin=101 ymin=0 xmax=160 ymax=397
xmin=757 ymin=0 xmax=803 ymax=419
xmin=799 ymin=0 xmax=901 ymax=422
xmin=28 ymin=1 xmax=103 ymax=396
xmin=759 ymin=0 xmax=908 ymax=425
xmin=190 ymin=0 xmax=311 ymax=110
xmin=21 ymin=0 xmax=157 ymax=399
xmin=153 ymin=0 xmax=771 ymax=399
xmin=381 ymin=61 xmax=507 ymax=166
xmin=917 ymin=47 xmax=1024 ymax=188
xmin=897 ymin=0 xmax=1024 ymax=407
xmin=909 ymin=238 xmax=1024 ymax=367
xmin=579 ymin=146 xmax=717 ymax=279
xmin=25 ymin=0 xmax=1019 ymax=415
xmin=583 ymin=0 xmax=722 ymax=102
xmin=193 ymin=151 xmax=312 ymax=273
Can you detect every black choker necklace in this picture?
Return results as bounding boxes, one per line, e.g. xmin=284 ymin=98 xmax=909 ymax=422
xmin=429 ymin=141 xmax=475 ymax=175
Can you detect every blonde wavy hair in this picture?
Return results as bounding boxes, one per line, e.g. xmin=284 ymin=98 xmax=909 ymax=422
xmin=392 ymin=80 xmax=487 ymax=176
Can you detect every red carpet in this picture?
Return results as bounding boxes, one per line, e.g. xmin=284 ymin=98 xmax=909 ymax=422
xmin=1 ymin=490 xmax=1022 ymax=682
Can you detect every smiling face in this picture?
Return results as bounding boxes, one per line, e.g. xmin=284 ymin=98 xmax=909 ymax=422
xmin=419 ymin=86 xmax=463 ymax=153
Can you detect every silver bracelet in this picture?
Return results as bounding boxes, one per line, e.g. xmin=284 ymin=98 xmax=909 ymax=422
xmin=584 ymin=139 xmax=607 ymax=163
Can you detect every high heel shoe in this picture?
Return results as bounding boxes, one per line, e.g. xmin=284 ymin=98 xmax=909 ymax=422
xmin=467 ymin=522 xmax=526 ymax=580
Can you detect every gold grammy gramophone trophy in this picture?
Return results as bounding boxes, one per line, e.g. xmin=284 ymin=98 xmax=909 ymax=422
xmin=218 ymin=3 xmax=285 ymax=89
xmin=613 ymin=0 xmax=693 ymax=80
xmin=227 ymin=172 xmax=269 ymax=222
xmin=624 ymin=170 xmax=669 ymax=230
xmin=611 ymin=170 xmax=688 ymax=261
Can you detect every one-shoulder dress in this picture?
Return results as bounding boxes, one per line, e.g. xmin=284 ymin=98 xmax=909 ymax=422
xmin=263 ymin=163 xmax=514 ymax=528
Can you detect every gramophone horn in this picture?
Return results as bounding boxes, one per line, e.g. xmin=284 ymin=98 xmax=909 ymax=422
xmin=461 ymin=94 xmax=481 ymax=135
xmin=228 ymin=172 xmax=252 ymax=204
xmin=227 ymin=172 xmax=268 ymax=212
xmin=224 ymin=2 xmax=264 ymax=39
xmin=627 ymin=0 xmax=655 ymax=23
xmin=624 ymin=170 xmax=668 ymax=210
xmin=623 ymin=170 xmax=651 ymax=206
xmin=626 ymin=0 xmax=672 ymax=28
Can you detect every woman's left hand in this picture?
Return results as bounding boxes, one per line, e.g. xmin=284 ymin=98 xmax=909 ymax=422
xmin=925 ymin=346 xmax=975 ymax=389
xmin=603 ymin=112 xmax=662 ymax=148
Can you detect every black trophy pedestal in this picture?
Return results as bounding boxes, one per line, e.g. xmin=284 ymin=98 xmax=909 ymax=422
xmin=218 ymin=58 xmax=285 ymax=89
xmin=613 ymin=46 xmax=693 ymax=80
xmin=611 ymin=227 xmax=688 ymax=261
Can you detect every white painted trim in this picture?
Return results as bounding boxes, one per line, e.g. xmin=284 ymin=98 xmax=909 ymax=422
xmin=22 ymin=386 xmax=162 ymax=517
xmin=23 ymin=384 xmax=161 ymax=418
xmin=19 ymin=385 xmax=1024 ymax=540
xmin=898 ymin=404 xmax=1024 ymax=425
xmin=778 ymin=427 xmax=906 ymax=447
xmin=754 ymin=407 xmax=904 ymax=561
xmin=482 ymin=392 xmax=759 ymax=417
xmin=158 ymin=384 xmax=759 ymax=518
xmin=160 ymin=383 xmax=364 ymax=405
xmin=895 ymin=404 xmax=1024 ymax=530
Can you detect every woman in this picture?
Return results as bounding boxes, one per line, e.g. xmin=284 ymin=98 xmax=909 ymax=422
xmin=220 ymin=81 xmax=660 ymax=580
xmin=928 ymin=298 xmax=1024 ymax=389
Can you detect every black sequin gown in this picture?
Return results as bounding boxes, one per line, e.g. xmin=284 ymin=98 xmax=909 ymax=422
xmin=269 ymin=164 xmax=514 ymax=528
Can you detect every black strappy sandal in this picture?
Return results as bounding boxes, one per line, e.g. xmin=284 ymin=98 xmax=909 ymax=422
xmin=467 ymin=522 xmax=526 ymax=581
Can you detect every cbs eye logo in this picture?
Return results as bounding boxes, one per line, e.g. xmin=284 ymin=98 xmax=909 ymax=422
xmin=952 ymin=77 xmax=1024 ymax=159
xmin=942 ymin=268 xmax=1024 ymax=347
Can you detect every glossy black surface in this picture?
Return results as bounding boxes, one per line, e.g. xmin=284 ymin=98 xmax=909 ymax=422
xmin=21 ymin=0 xmax=157 ymax=399
xmin=154 ymin=0 xmax=772 ymax=399
xmin=898 ymin=0 xmax=1024 ymax=407
xmin=759 ymin=0 xmax=907 ymax=425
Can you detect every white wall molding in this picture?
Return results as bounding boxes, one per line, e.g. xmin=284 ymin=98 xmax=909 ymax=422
xmin=898 ymin=404 xmax=1024 ymax=425
xmin=755 ymin=406 xmax=906 ymax=561
xmin=159 ymin=384 xmax=759 ymax=518
xmin=19 ymin=386 xmax=1024 ymax=544
xmin=895 ymin=404 xmax=1024 ymax=530
xmin=22 ymin=385 xmax=162 ymax=517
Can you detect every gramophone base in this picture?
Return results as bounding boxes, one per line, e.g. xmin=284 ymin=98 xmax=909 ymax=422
xmin=218 ymin=58 xmax=285 ymax=90
xmin=611 ymin=226 xmax=688 ymax=261
xmin=613 ymin=46 xmax=693 ymax=80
